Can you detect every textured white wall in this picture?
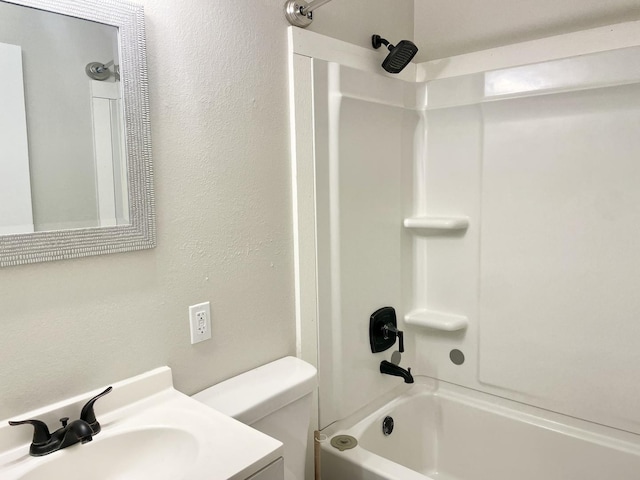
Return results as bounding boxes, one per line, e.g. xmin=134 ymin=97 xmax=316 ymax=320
xmin=414 ymin=0 xmax=640 ymax=61
xmin=0 ymin=0 xmax=412 ymax=421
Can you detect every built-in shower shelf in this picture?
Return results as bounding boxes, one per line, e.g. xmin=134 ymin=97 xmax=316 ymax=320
xmin=404 ymin=309 xmax=468 ymax=331
xmin=403 ymin=216 xmax=469 ymax=231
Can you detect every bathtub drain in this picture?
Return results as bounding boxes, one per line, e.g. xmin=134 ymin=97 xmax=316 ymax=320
xmin=330 ymin=435 xmax=358 ymax=451
xmin=382 ymin=416 xmax=394 ymax=436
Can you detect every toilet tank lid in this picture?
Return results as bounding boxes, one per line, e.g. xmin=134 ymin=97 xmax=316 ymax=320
xmin=192 ymin=356 xmax=317 ymax=425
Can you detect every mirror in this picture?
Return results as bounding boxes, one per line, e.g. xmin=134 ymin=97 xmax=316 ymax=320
xmin=0 ymin=0 xmax=155 ymax=267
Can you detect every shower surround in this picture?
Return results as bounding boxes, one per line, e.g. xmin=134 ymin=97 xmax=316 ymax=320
xmin=290 ymin=21 xmax=640 ymax=478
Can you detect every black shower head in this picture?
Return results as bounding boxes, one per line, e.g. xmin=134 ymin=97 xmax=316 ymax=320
xmin=372 ymin=34 xmax=418 ymax=74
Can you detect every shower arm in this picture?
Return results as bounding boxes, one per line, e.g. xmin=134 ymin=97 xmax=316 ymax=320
xmin=284 ymin=0 xmax=333 ymax=28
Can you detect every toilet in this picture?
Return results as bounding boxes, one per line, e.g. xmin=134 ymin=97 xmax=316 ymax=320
xmin=193 ymin=356 xmax=317 ymax=480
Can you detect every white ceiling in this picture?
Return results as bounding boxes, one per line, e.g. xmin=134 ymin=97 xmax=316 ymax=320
xmin=414 ymin=0 xmax=640 ymax=61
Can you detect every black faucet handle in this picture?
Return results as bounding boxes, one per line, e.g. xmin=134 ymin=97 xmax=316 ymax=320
xmin=80 ymin=386 xmax=112 ymax=434
xmin=8 ymin=419 xmax=51 ymax=445
xmin=383 ymin=322 xmax=404 ymax=353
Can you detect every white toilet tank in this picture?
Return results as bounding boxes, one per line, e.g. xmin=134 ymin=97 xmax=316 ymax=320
xmin=193 ymin=357 xmax=317 ymax=480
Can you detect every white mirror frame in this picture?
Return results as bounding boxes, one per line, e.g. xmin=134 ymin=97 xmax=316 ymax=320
xmin=0 ymin=0 xmax=155 ymax=267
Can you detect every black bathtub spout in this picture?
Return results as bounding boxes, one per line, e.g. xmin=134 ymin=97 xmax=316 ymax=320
xmin=380 ymin=360 xmax=414 ymax=384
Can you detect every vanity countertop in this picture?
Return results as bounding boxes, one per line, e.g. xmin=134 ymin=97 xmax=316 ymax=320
xmin=0 ymin=367 xmax=283 ymax=480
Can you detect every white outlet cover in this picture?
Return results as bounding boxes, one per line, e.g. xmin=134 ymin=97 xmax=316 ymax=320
xmin=189 ymin=302 xmax=212 ymax=344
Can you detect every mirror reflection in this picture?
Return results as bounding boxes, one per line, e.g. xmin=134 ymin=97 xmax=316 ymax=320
xmin=0 ymin=1 xmax=128 ymax=235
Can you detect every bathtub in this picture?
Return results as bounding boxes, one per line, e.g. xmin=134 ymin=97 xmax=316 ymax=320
xmin=321 ymin=381 xmax=640 ymax=480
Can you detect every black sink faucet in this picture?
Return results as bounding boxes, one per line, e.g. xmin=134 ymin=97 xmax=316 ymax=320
xmin=380 ymin=360 xmax=414 ymax=383
xmin=9 ymin=386 xmax=112 ymax=456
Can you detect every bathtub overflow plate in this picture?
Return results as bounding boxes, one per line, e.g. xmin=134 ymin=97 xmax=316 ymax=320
xmin=330 ymin=435 xmax=358 ymax=451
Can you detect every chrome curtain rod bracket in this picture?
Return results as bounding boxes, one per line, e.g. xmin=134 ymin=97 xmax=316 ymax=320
xmin=284 ymin=0 xmax=333 ymax=28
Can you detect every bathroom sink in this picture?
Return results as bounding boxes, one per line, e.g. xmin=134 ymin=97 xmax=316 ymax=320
xmin=0 ymin=368 xmax=283 ymax=480
xmin=19 ymin=427 xmax=198 ymax=480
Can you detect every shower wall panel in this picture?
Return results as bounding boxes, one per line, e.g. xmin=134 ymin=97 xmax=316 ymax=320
xmin=411 ymin=103 xmax=483 ymax=387
xmin=313 ymin=60 xmax=418 ymax=428
xmin=479 ymin=82 xmax=640 ymax=434
xmin=415 ymin=46 xmax=640 ymax=435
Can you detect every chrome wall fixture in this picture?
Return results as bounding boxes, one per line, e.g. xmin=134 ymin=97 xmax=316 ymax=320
xmin=85 ymin=60 xmax=120 ymax=81
xmin=284 ymin=0 xmax=333 ymax=28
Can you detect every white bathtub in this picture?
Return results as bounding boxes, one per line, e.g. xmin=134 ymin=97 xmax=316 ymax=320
xmin=321 ymin=382 xmax=640 ymax=480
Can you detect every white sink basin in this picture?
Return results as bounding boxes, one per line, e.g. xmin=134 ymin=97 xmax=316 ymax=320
xmin=20 ymin=427 xmax=198 ymax=480
xmin=0 ymin=368 xmax=283 ymax=480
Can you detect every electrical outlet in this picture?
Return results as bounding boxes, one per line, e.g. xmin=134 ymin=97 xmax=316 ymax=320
xmin=189 ymin=302 xmax=212 ymax=344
